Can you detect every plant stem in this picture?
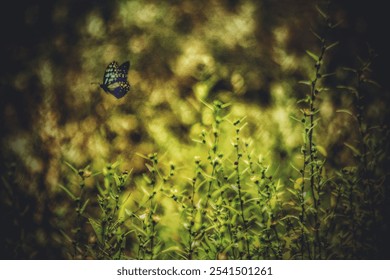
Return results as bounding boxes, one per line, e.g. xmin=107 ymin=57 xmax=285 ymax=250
xmin=233 ymin=121 xmax=250 ymax=258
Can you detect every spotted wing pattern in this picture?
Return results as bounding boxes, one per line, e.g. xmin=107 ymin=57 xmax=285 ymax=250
xmin=99 ymin=61 xmax=130 ymax=99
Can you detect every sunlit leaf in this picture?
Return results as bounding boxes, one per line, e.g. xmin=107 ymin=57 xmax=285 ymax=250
xmin=222 ymin=205 xmax=240 ymax=215
xmin=80 ymin=199 xmax=89 ymax=214
xmin=64 ymin=161 xmax=79 ymax=174
xmin=156 ymin=246 xmax=184 ymax=257
xmin=145 ymin=163 xmax=154 ymax=172
xmin=135 ymin=153 xmax=149 ymax=160
xmin=336 ymin=109 xmax=354 ymax=116
xmin=289 ymin=115 xmax=303 ymax=123
xmin=305 ymin=50 xmax=319 ymax=61
xmin=88 ymin=218 xmax=103 ymax=244
xmin=114 ymin=173 xmax=121 ymax=187
xmin=111 ymin=161 xmax=121 ymax=169
xmin=316 ymin=145 xmax=327 ymax=157
xmin=280 ymin=215 xmax=299 ymax=221
xmin=294 ymin=177 xmax=304 ymax=190
xmin=58 ymin=184 xmax=76 ymax=200
xmin=321 ymin=72 xmax=336 ymax=78
xmin=298 ymin=80 xmax=312 ymax=87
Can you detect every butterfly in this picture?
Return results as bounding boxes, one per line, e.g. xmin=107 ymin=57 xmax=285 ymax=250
xmin=99 ymin=61 xmax=131 ymax=99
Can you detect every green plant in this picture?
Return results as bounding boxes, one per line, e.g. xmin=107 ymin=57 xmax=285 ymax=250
xmin=52 ymin=3 xmax=389 ymax=261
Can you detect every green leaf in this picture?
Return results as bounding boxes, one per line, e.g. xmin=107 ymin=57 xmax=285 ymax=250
xmin=135 ymin=152 xmax=149 ymax=160
xmin=88 ymin=218 xmax=103 ymax=244
xmin=316 ymin=6 xmax=328 ymax=19
xmin=145 ymin=163 xmax=154 ymax=172
xmin=203 ymin=224 xmax=218 ymax=233
xmin=330 ymin=21 xmax=342 ymax=29
xmin=321 ymin=72 xmax=336 ymax=78
xmin=344 ymin=142 xmax=362 ymax=156
xmin=203 ymin=235 xmax=217 ymax=253
xmin=140 ymin=186 xmax=151 ymax=197
xmin=294 ymin=177 xmax=304 ymax=190
xmin=298 ymin=221 xmax=310 ymax=234
xmin=365 ymin=79 xmax=381 ymax=88
xmin=289 ymin=163 xmax=301 ymax=173
xmin=266 ymin=217 xmax=272 ymax=229
xmin=336 ymin=109 xmax=354 ymax=117
xmin=58 ymin=184 xmax=76 ymax=200
xmin=124 ymin=208 xmax=133 ymax=216
xmin=316 ymin=145 xmax=327 ymax=157
xmin=310 ymin=29 xmax=323 ymax=41
xmin=192 ymin=139 xmax=204 ymax=144
xmin=337 ymin=85 xmax=357 ymax=93
xmin=64 ymin=161 xmax=79 ymax=174
xmin=156 ymin=246 xmax=183 ymax=257
xmin=114 ymin=173 xmax=121 ymax=187
xmin=342 ymin=67 xmax=357 ymax=73
xmin=306 ymin=50 xmax=319 ymax=61
xmin=111 ymin=161 xmax=121 ymax=169
xmin=104 ymin=177 xmax=110 ymax=189
xmin=222 ymin=205 xmax=240 ymax=215
xmin=280 ymin=214 xmax=300 ymax=222
xmin=92 ymin=171 xmax=102 ymax=177
xmin=199 ymin=99 xmax=214 ymax=111
xmin=221 ymin=102 xmax=231 ymax=109
xmin=59 ymin=229 xmax=73 ymax=243
xmin=298 ymin=80 xmax=312 ymax=87
xmin=325 ymin=41 xmax=339 ymax=51
xmin=316 ymin=87 xmax=330 ymax=93
xmin=289 ymin=115 xmax=302 ymax=123
xmin=80 ymin=199 xmax=90 ymax=214
xmin=96 ymin=183 xmax=104 ymax=196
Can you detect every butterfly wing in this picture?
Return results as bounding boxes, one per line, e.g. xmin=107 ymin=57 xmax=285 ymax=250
xmin=99 ymin=61 xmax=130 ymax=99
xmin=107 ymin=81 xmax=131 ymax=99
xmin=102 ymin=61 xmax=119 ymax=85
xmin=118 ymin=61 xmax=130 ymax=76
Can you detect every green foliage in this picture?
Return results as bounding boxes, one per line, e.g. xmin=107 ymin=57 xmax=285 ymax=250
xmin=54 ymin=4 xmax=389 ymax=260
xmin=59 ymin=89 xmax=387 ymax=259
xmin=1 ymin=1 xmax=389 ymax=260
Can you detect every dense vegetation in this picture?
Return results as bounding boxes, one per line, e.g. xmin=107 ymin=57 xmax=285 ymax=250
xmin=1 ymin=0 xmax=389 ymax=259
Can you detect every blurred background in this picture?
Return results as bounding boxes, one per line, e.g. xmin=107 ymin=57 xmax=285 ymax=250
xmin=0 ymin=0 xmax=389 ymax=259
